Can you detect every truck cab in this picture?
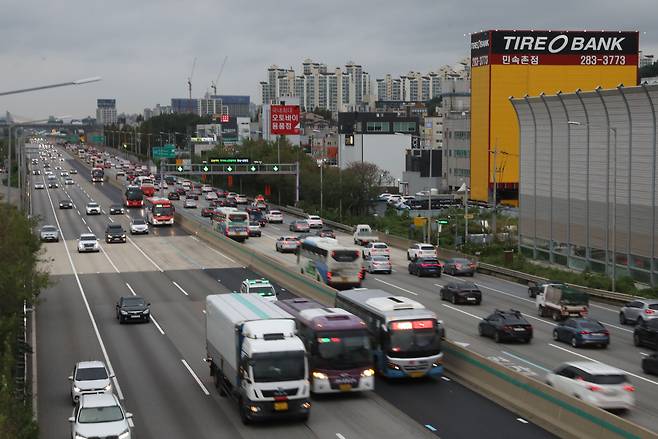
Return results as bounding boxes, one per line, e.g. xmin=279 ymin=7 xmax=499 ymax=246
xmin=239 ymin=279 xmax=277 ymax=302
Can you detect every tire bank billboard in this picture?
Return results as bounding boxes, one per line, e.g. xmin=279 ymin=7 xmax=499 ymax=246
xmin=470 ymin=30 xmax=638 ymax=204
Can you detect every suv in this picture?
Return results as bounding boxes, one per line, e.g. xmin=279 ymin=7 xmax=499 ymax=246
xmin=59 ymin=199 xmax=73 ymax=209
xmin=266 ymin=210 xmax=283 ymax=223
xmin=363 ymin=242 xmax=391 ymax=258
xmin=109 ymin=204 xmax=124 ymax=215
xmin=40 ymin=225 xmax=60 ymax=242
xmin=77 ymin=234 xmax=100 ymax=253
xmin=69 ymin=361 xmax=113 ymax=404
xmin=619 ymin=299 xmax=658 ymax=325
xmin=478 ymin=309 xmax=533 ymax=343
xmin=407 ymin=243 xmax=436 ymax=260
xmin=408 ymin=257 xmax=442 ymax=277
xmin=306 ymin=215 xmax=323 ymax=229
xmin=440 ymin=282 xmax=482 ymax=305
xmin=443 ymin=258 xmax=477 ymax=276
xmin=116 ymin=296 xmax=150 ymax=323
xmin=69 ymin=394 xmax=132 ymax=439
xmin=85 ymin=202 xmax=101 ymax=215
xmin=105 ymin=224 xmax=127 ymax=243
xmin=633 ymin=318 xmax=658 ymax=349
xmin=239 ymin=278 xmax=277 ymax=302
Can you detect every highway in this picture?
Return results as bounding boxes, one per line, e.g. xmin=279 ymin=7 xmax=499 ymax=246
xmin=30 ymin=144 xmax=558 ymax=439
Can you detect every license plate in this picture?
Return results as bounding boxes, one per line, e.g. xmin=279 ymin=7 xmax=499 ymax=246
xmin=467 ymin=297 xmax=476 ymax=301
xmin=409 ymin=372 xmax=424 ymax=378
xmin=130 ymin=314 xmax=141 ymax=318
xmin=274 ymin=402 xmax=288 ymax=411
xmin=339 ymin=384 xmax=352 ymax=392
xmin=513 ymin=327 xmax=525 ymax=331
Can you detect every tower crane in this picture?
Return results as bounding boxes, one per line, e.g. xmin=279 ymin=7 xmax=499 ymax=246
xmin=211 ymin=56 xmax=228 ymax=96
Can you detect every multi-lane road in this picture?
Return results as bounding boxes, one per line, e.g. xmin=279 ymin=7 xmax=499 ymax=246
xmin=32 ymin=145 xmax=556 ymax=439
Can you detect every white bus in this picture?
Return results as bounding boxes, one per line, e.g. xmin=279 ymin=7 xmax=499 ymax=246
xmin=335 ymin=288 xmax=444 ymax=379
xmin=298 ymin=237 xmax=363 ymax=289
xmin=212 ymin=208 xmax=249 ymax=242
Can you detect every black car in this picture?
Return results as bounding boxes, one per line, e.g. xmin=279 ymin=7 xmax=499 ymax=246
xmin=478 ymin=309 xmax=533 ymax=343
xmin=407 ymin=257 xmax=442 ymax=277
xmin=105 ymin=224 xmax=127 ymax=243
xmin=186 ymin=193 xmax=199 ymax=200
xmin=116 ymin=296 xmax=150 ymax=323
xmin=633 ymin=318 xmax=658 ymax=349
xmin=167 ymin=191 xmax=180 ymax=200
xmin=176 ymin=187 xmax=186 ymax=195
xmin=643 ymin=353 xmax=658 ymax=375
xmin=552 ymin=318 xmax=609 ymax=348
xmin=528 ymin=280 xmax=564 ymax=298
xmin=440 ymin=282 xmax=482 ymax=305
xmin=249 ymin=210 xmax=267 ymax=227
xmin=442 ymin=258 xmax=476 ymax=276
xmin=109 ymin=204 xmax=124 ymax=215
xmin=225 ymin=197 xmax=238 ymax=207
xmin=316 ymin=228 xmax=336 ymax=239
xmin=58 ymin=199 xmax=73 ymax=209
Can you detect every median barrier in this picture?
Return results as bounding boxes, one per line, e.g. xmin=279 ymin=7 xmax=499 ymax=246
xmin=443 ymin=341 xmax=657 ymax=439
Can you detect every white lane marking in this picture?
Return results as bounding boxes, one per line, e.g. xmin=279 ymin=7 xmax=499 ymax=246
xmin=548 ymin=343 xmax=658 ymax=387
xmin=336 ymin=434 xmax=347 ymax=439
xmin=108 ymin=216 xmax=114 ymax=223
xmin=81 ymin=217 xmax=87 ymax=225
xmin=441 ymin=376 xmax=451 ymax=382
xmin=172 ymin=281 xmax=189 ymax=296
xmin=87 ymin=226 xmax=93 ymax=233
xmin=373 ymin=278 xmax=418 ymax=295
xmin=190 ymin=236 xmax=199 ymax=242
xmin=128 ymin=418 xmax=134 ymax=428
xmin=181 ymin=359 xmax=210 ymax=396
xmin=517 ymin=418 xmax=529 ymax=424
xmin=126 ymin=236 xmax=164 ymax=272
xmin=193 ymin=237 xmax=236 ymax=263
xmin=42 ymin=177 xmax=125 ymax=400
xmin=76 ymin=210 xmax=81 ymax=215
xmin=442 ymin=304 xmax=483 ymax=320
xmin=501 ymin=350 xmax=551 ymax=373
xmin=641 ymin=352 xmax=650 ymax=357
xmin=126 ymin=283 xmax=136 ymax=296
xmin=150 ymin=316 xmax=165 ymax=335
xmin=99 ymin=245 xmax=120 ymax=273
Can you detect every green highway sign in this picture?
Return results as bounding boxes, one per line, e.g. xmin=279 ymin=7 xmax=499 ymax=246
xmin=437 ymin=219 xmax=449 ymax=225
xmin=153 ymin=145 xmax=176 ymax=159
xmin=209 ymin=157 xmax=250 ymax=164
xmin=91 ymin=135 xmax=105 ymax=143
xmin=163 ymin=143 xmax=175 ymax=150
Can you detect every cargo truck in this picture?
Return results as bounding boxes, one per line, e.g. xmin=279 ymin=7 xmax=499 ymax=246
xmin=536 ymin=284 xmax=589 ymax=321
xmin=353 ymin=224 xmax=379 ymax=246
xmin=205 ymin=294 xmax=311 ymax=424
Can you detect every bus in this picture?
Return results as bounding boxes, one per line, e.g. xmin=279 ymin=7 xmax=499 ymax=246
xmin=298 ymin=237 xmax=362 ymax=289
xmin=124 ymin=185 xmax=144 ymax=207
xmin=144 ymin=197 xmax=174 ymax=225
xmin=335 ymin=289 xmax=444 ymax=379
xmin=211 ymin=208 xmax=248 ymax=242
xmin=91 ymin=167 xmax=104 ymax=182
xmin=276 ymin=298 xmax=374 ymax=394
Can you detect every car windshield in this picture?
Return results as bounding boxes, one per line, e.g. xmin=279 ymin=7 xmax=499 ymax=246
xmin=502 ymin=316 xmax=527 ymax=325
xmin=577 ymin=321 xmax=605 ymax=330
xmin=122 ymin=297 xmax=145 ymax=307
xmin=387 ymin=320 xmax=441 ymax=358
xmin=132 ymin=219 xmax=145 ymax=225
xmin=76 ymin=367 xmax=108 ymax=381
xmin=419 ymin=258 xmax=439 ymax=264
xmin=331 ymin=250 xmax=359 ymax=262
xmin=419 ymin=245 xmax=434 ymax=251
xmin=153 ymin=206 xmax=174 ymax=216
xmin=270 ymin=211 xmax=281 ymax=215
xmin=452 ymin=258 xmax=471 ymax=264
xmin=42 ymin=226 xmax=57 ymax=232
xmin=313 ymin=330 xmax=372 ymax=369
xmin=88 ymin=203 xmax=98 ymax=208
xmin=80 ymin=235 xmax=96 ymax=241
xmin=111 ymin=205 xmax=121 ymax=209
xmin=251 ymin=351 xmax=305 ymax=382
xmin=78 ymin=406 xmax=124 ymax=424
xmin=108 ymin=225 xmax=123 ymax=232
xmin=249 ymin=221 xmax=260 ymax=226
xmin=374 ymin=244 xmax=388 ymax=249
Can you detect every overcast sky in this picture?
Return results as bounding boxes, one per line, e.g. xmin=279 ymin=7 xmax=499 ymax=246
xmin=1 ymin=0 xmax=656 ymax=120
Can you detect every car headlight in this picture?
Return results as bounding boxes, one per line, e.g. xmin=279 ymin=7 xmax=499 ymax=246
xmin=73 ymin=385 xmax=81 ymax=392
xmin=361 ymin=368 xmax=375 ymax=377
xmin=104 ymin=383 xmax=112 ymax=391
xmin=312 ymin=371 xmax=328 ymax=380
xmin=121 ymin=235 xmax=126 ymax=238
xmin=120 ymin=310 xmax=128 ymax=315
xmin=75 ymin=434 xmax=88 ymax=439
xmin=142 ymin=309 xmax=150 ymax=314
xmin=118 ymin=430 xmax=130 ymax=439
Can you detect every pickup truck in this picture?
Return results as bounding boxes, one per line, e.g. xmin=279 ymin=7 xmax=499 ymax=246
xmin=353 ymin=224 xmax=378 ymax=246
xmin=536 ymin=284 xmax=589 ymax=321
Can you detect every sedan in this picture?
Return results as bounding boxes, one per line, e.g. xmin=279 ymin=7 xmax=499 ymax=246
xmin=289 ymin=220 xmax=310 ymax=233
xmin=40 ymin=225 xmax=60 ymax=242
xmin=275 ymin=236 xmax=300 ymax=253
xmin=443 ymin=258 xmax=477 ymax=276
xmin=552 ymin=318 xmax=610 ymax=348
xmin=85 ymin=202 xmax=101 ymax=215
xmin=201 ymin=207 xmax=214 ymax=217
xmin=64 ymin=178 xmax=75 ymax=185
xmin=69 ymin=394 xmax=133 ymax=439
xmin=316 ymin=228 xmax=336 ymax=239
xmin=408 ymin=257 xmax=442 ymax=277
xmin=129 ymin=218 xmax=149 ymax=235
xmin=247 ymin=221 xmax=262 ymax=237
xmin=47 ymin=181 xmax=59 ymax=189
xmin=184 ymin=198 xmax=197 ymax=209
xmin=306 ymin=215 xmax=323 ymax=228
xmin=69 ymin=169 xmax=78 ymax=174
xmin=109 ymin=205 xmax=124 ymax=215
xmin=364 ymin=255 xmax=392 ymax=274
xmin=34 ymin=182 xmax=45 ymax=190
xmin=205 ymin=192 xmax=218 ymax=201
xmin=167 ymin=191 xmax=180 ymax=200
xmin=440 ymin=282 xmax=482 ymax=305
xmin=176 ymin=187 xmax=186 ymax=195
xmin=59 ymin=199 xmax=73 ymax=209
xmin=116 ymin=296 xmax=150 ymax=323
xmin=266 ymin=210 xmax=284 ymax=223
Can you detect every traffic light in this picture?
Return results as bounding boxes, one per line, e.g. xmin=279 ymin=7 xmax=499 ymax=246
xmin=345 ymin=134 xmax=354 ymax=146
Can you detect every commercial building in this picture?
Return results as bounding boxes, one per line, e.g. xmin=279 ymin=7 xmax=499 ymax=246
xmin=512 ymin=84 xmax=658 ymax=286
xmin=470 ymin=30 xmax=639 ymax=205
xmin=443 ymin=112 xmax=471 ymax=191
xmin=212 ymin=95 xmax=250 ymax=117
xmin=171 ymin=98 xmax=198 ymax=114
xmin=337 ymin=112 xmax=419 ymax=182
xmin=96 ymin=99 xmax=117 ymax=125
xmin=402 ymin=149 xmax=442 ymax=196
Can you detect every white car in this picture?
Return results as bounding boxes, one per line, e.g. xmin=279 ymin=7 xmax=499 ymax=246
xmin=85 ymin=202 xmax=101 ymax=215
xmin=235 ymin=194 xmax=248 ymax=204
xmin=266 ymin=210 xmax=284 ymax=223
xmin=34 ymin=182 xmax=45 ymax=190
xmin=201 ymin=184 xmax=213 ymax=193
xmin=363 ymin=242 xmax=391 ymax=258
xmin=65 ymin=178 xmax=75 ymax=185
xmin=378 ymin=192 xmax=393 ymax=201
xmin=386 ymin=195 xmax=402 ymax=205
xmin=306 ymin=215 xmax=323 ymax=229
xmin=204 ymin=191 xmax=218 ymax=200
xmin=69 ymin=360 xmax=113 ymax=404
xmin=77 ymin=234 xmax=100 ymax=253
xmin=184 ymin=198 xmax=197 ymax=208
xmin=129 ymin=218 xmax=149 ymax=234
xmin=69 ymin=394 xmax=132 ymax=439
xmin=545 ymin=361 xmax=635 ymax=410
xmin=407 ymin=243 xmax=436 ymax=260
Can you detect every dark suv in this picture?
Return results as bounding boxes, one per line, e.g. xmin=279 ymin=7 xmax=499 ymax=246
xmin=105 ymin=224 xmax=127 ymax=243
xmin=440 ymin=282 xmax=482 ymax=305
xmin=633 ymin=318 xmax=658 ymax=350
xmin=116 ymin=296 xmax=150 ymax=323
xmin=407 ymin=257 xmax=442 ymax=277
xmin=478 ymin=309 xmax=533 ymax=343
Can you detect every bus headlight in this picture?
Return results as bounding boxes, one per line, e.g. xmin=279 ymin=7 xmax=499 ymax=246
xmin=312 ymin=371 xmax=328 ymax=380
xmin=387 ymin=362 xmax=400 ymax=370
xmin=361 ymin=368 xmax=375 ymax=377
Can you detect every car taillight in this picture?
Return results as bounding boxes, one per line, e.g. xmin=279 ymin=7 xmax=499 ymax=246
xmin=503 ymin=325 xmax=513 ymax=332
xmin=645 ymin=309 xmax=656 ymax=315
xmin=587 ymin=384 xmax=602 ymax=392
xmin=579 ymin=331 xmax=591 ymax=335
xmin=420 ymin=263 xmax=430 ymax=268
xmin=623 ymin=385 xmax=635 ymax=392
xmin=358 ymin=270 xmax=364 ymax=280
xmin=327 ymin=271 xmax=332 ymax=280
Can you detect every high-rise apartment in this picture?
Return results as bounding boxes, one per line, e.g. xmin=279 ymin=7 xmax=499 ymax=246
xmin=96 ymin=99 xmax=117 ymax=125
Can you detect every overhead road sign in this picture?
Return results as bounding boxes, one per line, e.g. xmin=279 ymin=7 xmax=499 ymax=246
xmin=209 ymin=157 xmax=250 ymax=164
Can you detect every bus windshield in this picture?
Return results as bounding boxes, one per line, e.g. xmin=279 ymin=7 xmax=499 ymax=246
xmin=125 ymin=189 xmax=143 ymax=200
xmin=313 ymin=330 xmax=371 ymax=370
xmin=386 ymin=320 xmax=441 ymax=358
xmin=228 ymin=213 xmax=248 ymax=223
xmin=153 ymin=205 xmax=174 ymax=216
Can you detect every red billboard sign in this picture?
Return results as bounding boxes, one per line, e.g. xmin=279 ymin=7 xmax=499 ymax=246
xmin=270 ymin=105 xmax=300 ymax=135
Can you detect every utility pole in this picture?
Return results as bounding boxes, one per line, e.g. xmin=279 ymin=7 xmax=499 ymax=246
xmin=491 ymin=141 xmax=498 ymax=240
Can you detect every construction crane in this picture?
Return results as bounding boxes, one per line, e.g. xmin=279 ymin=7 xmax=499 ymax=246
xmin=186 ymin=57 xmax=197 ymax=114
xmin=211 ymin=56 xmax=228 ymax=96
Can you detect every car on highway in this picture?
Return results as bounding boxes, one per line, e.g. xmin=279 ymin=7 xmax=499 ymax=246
xmin=129 ymin=218 xmax=149 ymax=235
xmin=201 ymin=206 xmax=214 ymax=217
xmin=443 ymin=257 xmax=477 ymax=276
xmin=363 ymin=242 xmax=390 ymax=258
xmin=224 ymin=196 xmax=238 ymax=207
xmin=552 ymin=318 xmax=610 ymax=348
xmin=68 ymin=360 xmax=113 ymax=404
xmin=364 ymin=255 xmax=392 ymax=274
xmin=40 ymin=225 xmax=60 ymax=242
xmin=306 ymin=214 xmax=323 ymax=228
xmin=175 ymin=187 xmax=186 ymax=195
xmin=77 ymin=234 xmax=100 ymax=253
xmin=633 ymin=318 xmax=658 ymax=349
xmin=619 ymin=299 xmax=658 ymax=325
xmin=266 ymin=210 xmax=283 ymax=223
xmin=205 ymin=191 xmax=218 ymax=201
xmin=47 ymin=180 xmax=59 ymax=189
xmin=186 ymin=192 xmax=199 ymax=200
xmin=528 ymin=280 xmax=565 ymax=298
xmin=201 ymin=184 xmax=213 ymax=193
xmin=407 ymin=243 xmax=436 ymax=260
xmin=69 ymin=169 xmax=77 ymax=174
xmin=248 ymin=221 xmax=262 ymax=237
xmin=105 ymin=224 xmax=127 ymax=243
xmin=407 ymin=257 xmax=442 ymax=277
xmin=59 ymin=199 xmax=73 ymax=209
xmin=235 ymin=194 xmax=248 ymax=204
xmin=478 ymin=309 xmax=533 ymax=343
xmin=254 ymin=200 xmax=268 ymax=210
xmin=184 ymin=198 xmax=197 ymax=208
xmin=60 ymin=171 xmax=69 ymax=177
xmin=289 ymin=220 xmax=310 ymax=233
xmin=239 ymin=278 xmax=277 ymax=302
xmin=109 ymin=204 xmax=124 ymax=215
xmin=64 ymin=178 xmax=74 ymax=185
xmin=32 ymin=169 xmax=41 ymax=175
xmin=643 ymin=353 xmax=658 ymax=375
xmin=316 ymin=228 xmax=336 ymax=239
xmin=440 ymin=282 xmax=482 ymax=305
xmin=545 ymin=361 xmax=635 ymax=410
xmin=275 ymin=236 xmax=300 ymax=253
xmin=85 ymin=202 xmax=101 ymax=215
xmin=247 ymin=208 xmax=267 ymax=227
xmin=116 ymin=170 xmax=125 ymax=177
xmin=69 ymin=394 xmax=133 ymax=439
xmin=33 ymin=182 xmax=45 ymax=189
xmin=116 ymin=296 xmax=150 ymax=323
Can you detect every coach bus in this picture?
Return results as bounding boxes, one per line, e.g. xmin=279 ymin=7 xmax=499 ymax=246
xmin=276 ymin=298 xmax=374 ymax=394
xmin=212 ymin=208 xmax=248 ymax=242
xmin=335 ymin=289 xmax=443 ymax=379
xmin=298 ymin=237 xmax=362 ymax=289
xmin=124 ymin=185 xmax=143 ymax=207
xmin=144 ymin=197 xmax=174 ymax=225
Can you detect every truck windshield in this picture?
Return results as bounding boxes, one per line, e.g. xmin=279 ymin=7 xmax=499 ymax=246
xmin=386 ymin=320 xmax=441 ymax=358
xmin=313 ymin=330 xmax=371 ymax=370
xmin=251 ymin=352 xmax=305 ymax=383
xmin=249 ymin=286 xmax=275 ymax=297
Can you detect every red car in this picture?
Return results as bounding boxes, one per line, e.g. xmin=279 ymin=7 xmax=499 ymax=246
xmin=201 ymin=207 xmax=214 ymax=217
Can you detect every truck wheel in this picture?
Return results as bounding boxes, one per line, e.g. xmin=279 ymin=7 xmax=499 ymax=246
xmin=239 ymin=399 xmax=251 ymax=425
xmin=552 ymin=311 xmax=560 ymax=321
xmin=537 ymin=305 xmax=544 ymax=317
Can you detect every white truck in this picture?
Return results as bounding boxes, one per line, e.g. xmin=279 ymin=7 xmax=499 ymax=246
xmin=353 ymin=224 xmax=379 ymax=246
xmin=206 ymin=294 xmax=311 ymax=424
xmin=536 ymin=284 xmax=589 ymax=321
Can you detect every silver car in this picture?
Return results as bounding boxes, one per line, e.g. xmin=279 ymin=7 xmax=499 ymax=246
xmin=365 ymin=255 xmax=392 ymax=274
xmin=69 ymin=393 xmax=132 ymax=439
xmin=40 ymin=225 xmax=60 ymax=242
xmin=129 ymin=218 xmax=149 ymax=235
xmin=69 ymin=360 xmax=113 ymax=404
xmin=619 ymin=299 xmax=658 ymax=325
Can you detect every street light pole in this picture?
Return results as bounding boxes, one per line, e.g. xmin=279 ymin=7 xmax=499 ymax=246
xmin=0 ymin=76 xmax=101 ymax=96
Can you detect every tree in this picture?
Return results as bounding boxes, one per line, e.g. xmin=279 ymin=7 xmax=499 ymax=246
xmin=640 ymin=61 xmax=658 ymax=78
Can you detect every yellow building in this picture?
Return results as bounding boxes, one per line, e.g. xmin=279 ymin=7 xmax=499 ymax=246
xmin=470 ymin=30 xmax=638 ymax=204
